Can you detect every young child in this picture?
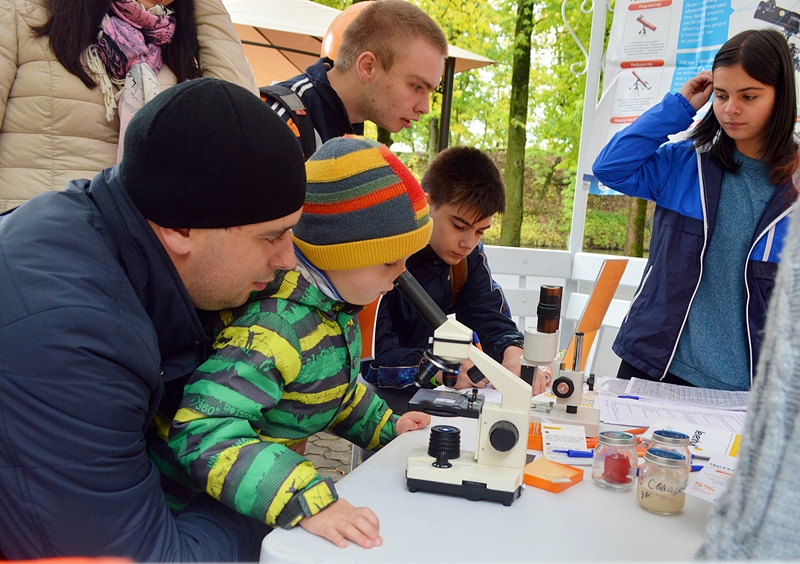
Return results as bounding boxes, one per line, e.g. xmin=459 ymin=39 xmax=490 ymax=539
xmin=364 ymin=146 xmax=531 ymax=413
xmin=168 ymin=136 xmax=432 ymax=549
xmin=593 ymin=29 xmax=798 ymax=390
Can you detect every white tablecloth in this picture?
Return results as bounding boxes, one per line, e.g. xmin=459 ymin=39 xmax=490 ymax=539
xmin=261 ymin=416 xmax=712 ymax=563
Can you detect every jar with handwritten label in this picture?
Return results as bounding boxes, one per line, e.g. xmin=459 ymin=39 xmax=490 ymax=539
xmin=591 ymin=431 xmax=637 ymax=491
xmin=637 ymin=448 xmax=689 ymax=514
xmin=651 ymin=430 xmax=691 ymax=467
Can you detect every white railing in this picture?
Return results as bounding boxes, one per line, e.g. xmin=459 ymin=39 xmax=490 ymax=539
xmin=484 ymin=245 xmax=647 ymax=377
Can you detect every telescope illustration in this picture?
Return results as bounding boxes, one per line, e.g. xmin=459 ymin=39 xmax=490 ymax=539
xmin=636 ymin=14 xmax=657 ymax=35
xmin=754 ymin=0 xmax=800 ymax=70
xmin=629 ymin=70 xmax=652 ymax=97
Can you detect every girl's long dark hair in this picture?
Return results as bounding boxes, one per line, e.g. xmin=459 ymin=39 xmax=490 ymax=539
xmin=162 ymin=0 xmax=202 ymax=84
xmin=689 ymin=28 xmax=798 ymax=185
xmin=34 ymin=0 xmax=201 ymax=89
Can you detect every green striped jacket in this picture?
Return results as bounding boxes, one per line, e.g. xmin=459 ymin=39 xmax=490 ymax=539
xmin=169 ymin=269 xmax=398 ymax=528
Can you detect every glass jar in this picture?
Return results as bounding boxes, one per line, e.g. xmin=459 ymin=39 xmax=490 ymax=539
xmin=637 ymin=448 xmax=689 ymax=515
xmin=651 ymin=430 xmax=691 ymax=467
xmin=591 ymin=431 xmax=638 ymax=491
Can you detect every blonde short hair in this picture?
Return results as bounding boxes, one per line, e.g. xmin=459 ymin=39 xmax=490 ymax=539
xmin=335 ymin=0 xmax=448 ymax=72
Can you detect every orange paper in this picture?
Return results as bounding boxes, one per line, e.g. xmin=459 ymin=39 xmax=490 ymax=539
xmin=524 ymin=457 xmax=584 ymax=493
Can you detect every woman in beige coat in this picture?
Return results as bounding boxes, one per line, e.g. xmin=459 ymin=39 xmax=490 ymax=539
xmin=0 ymin=0 xmax=258 ymax=212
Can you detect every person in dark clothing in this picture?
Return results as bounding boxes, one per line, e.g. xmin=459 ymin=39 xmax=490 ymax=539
xmin=365 ymin=147 xmax=530 ymax=413
xmin=0 ymin=78 xmax=307 ymax=561
xmin=267 ymin=0 xmax=448 ymax=150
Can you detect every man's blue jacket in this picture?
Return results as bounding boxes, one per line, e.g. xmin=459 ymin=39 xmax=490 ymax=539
xmin=593 ymin=93 xmax=797 ymax=384
xmin=0 ymin=168 xmax=262 ymax=560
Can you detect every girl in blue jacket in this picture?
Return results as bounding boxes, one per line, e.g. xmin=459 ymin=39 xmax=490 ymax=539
xmin=593 ymin=29 xmax=798 ymax=390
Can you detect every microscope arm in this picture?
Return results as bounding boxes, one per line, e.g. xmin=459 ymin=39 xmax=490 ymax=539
xmin=430 ymin=316 xmax=532 ymax=414
xmin=468 ymin=345 xmax=531 ymax=414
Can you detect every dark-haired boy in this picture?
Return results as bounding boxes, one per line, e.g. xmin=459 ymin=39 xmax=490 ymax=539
xmin=364 ymin=146 xmax=529 ymax=413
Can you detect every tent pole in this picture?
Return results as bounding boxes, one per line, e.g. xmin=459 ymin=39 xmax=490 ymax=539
xmin=567 ymin=1 xmax=608 ymax=254
xmin=437 ymin=56 xmax=456 ymax=152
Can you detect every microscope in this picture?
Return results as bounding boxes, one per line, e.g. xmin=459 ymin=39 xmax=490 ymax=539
xmin=521 ymin=286 xmax=600 ymax=437
xmin=754 ymin=0 xmax=800 ymax=71
xmin=395 ymin=271 xmax=531 ymax=506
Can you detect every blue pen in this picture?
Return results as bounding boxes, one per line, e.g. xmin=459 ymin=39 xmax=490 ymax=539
xmin=552 ymin=449 xmax=594 ymax=458
xmin=691 ymin=465 xmax=704 ymax=472
xmin=472 ymin=332 xmax=483 ymax=351
xmin=618 ymin=395 xmax=640 ymax=400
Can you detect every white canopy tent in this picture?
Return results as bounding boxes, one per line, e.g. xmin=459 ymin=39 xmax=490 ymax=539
xmin=221 ymin=0 xmax=494 ymax=149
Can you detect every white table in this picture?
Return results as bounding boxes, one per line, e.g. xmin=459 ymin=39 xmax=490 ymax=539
xmin=261 ymin=416 xmax=712 ymax=562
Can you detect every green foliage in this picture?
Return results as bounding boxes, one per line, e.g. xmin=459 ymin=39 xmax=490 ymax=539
xmin=312 ymin=0 xmax=351 ymax=8
xmin=583 ymin=208 xmax=627 ymax=249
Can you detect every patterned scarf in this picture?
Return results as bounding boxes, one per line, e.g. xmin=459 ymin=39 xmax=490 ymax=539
xmin=83 ymin=0 xmax=176 ymax=162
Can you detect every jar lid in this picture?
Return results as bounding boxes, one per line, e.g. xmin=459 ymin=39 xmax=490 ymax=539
xmin=644 ymin=447 xmax=687 ymax=467
xmin=598 ymin=430 xmax=636 ymax=446
xmin=652 ymin=430 xmax=690 ymax=446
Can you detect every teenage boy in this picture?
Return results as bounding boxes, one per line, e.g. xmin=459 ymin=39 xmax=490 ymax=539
xmin=268 ymin=0 xmax=447 ymax=148
xmin=169 ymin=136 xmax=431 ymax=550
xmin=365 ymin=147 xmax=530 ymax=413
xmin=0 ymin=78 xmax=306 ymax=560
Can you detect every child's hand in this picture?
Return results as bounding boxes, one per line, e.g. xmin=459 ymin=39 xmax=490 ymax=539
xmin=679 ymin=71 xmax=714 ymax=110
xmin=502 ymin=345 xmax=524 ymax=378
xmin=299 ymin=498 xmax=381 ymax=548
xmin=396 ymin=411 xmax=431 ymax=434
xmin=532 ymin=366 xmax=551 ymax=395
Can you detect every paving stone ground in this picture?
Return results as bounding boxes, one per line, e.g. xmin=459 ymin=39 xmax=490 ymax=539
xmin=305 ymin=431 xmax=353 ymax=483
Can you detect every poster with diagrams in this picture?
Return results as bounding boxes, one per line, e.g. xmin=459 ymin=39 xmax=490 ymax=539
xmin=583 ymin=0 xmax=800 ymax=195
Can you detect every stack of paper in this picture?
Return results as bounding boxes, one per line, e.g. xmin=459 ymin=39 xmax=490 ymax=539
xmin=595 ymin=377 xmax=749 ymax=433
xmin=598 ymin=377 xmax=749 ymax=411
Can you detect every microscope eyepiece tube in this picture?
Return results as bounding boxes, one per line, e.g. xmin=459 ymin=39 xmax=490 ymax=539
xmin=536 ymin=285 xmax=563 ymax=334
xmin=393 ymin=271 xmax=448 ymax=330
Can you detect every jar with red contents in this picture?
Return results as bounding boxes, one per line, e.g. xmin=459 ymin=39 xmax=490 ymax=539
xmin=591 ymin=431 xmax=638 ymax=491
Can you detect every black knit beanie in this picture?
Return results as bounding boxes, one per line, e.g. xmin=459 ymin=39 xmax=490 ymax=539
xmin=120 ymin=78 xmax=306 ymax=228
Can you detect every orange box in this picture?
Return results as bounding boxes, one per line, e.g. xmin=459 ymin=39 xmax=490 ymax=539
xmin=528 ymin=432 xmax=543 ymax=450
xmin=524 ymin=457 xmax=584 ymax=493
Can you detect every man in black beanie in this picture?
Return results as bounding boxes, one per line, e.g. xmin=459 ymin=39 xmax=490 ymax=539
xmin=0 ymin=78 xmax=306 ymax=561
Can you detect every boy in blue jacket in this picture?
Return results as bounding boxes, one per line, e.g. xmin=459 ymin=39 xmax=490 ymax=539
xmin=364 ymin=147 xmax=530 ymax=413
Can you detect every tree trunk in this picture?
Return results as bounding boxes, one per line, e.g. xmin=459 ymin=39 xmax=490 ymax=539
xmin=500 ymin=0 xmax=535 ymax=247
xmin=624 ymin=197 xmax=647 ymax=257
xmin=428 ymin=119 xmax=440 ymax=162
xmin=533 ymin=156 xmax=562 ymax=216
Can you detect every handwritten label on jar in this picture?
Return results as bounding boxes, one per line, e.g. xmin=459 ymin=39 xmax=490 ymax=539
xmin=638 ymin=477 xmax=686 ymax=514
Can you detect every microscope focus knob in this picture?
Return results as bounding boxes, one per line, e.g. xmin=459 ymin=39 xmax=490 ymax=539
xmin=488 ymin=421 xmax=519 ymax=452
xmin=552 ymin=376 xmax=575 ymax=399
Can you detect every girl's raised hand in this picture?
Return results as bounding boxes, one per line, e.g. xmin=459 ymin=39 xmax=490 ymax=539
xmin=679 ymin=71 xmax=714 ymax=110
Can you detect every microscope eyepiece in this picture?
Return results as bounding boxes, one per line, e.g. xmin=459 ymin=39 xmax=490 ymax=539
xmin=536 ymin=285 xmax=563 ymax=334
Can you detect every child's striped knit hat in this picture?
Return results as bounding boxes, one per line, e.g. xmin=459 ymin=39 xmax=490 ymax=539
xmin=292 ymin=136 xmax=432 ymax=270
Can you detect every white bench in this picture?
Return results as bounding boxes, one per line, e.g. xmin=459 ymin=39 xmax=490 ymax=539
xmin=483 ymin=245 xmax=647 ymax=377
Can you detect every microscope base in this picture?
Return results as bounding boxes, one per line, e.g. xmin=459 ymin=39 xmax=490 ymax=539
xmin=406 ymin=447 xmax=524 ymax=506
xmin=530 ymin=404 xmax=601 ymax=438
xmin=407 ymin=476 xmax=522 ymax=506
